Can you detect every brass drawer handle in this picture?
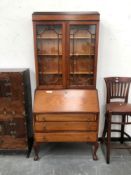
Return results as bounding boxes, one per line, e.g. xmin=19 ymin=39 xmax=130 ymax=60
xmin=0 ymin=140 xmax=4 ymax=144
xmin=5 ymin=92 xmax=12 ymax=96
xmin=9 ymin=122 xmax=16 ymax=126
xmin=86 ymin=136 xmax=90 ymax=140
xmin=23 ymin=111 xmax=26 ymax=116
xmin=43 ymin=124 xmax=46 ymax=130
xmin=42 ymin=117 xmax=45 ymax=121
xmin=3 ymin=110 xmax=7 ymax=115
xmin=43 ymin=136 xmax=47 ymax=141
xmin=5 ymin=82 xmax=11 ymax=86
xmin=12 ymin=111 xmax=16 ymax=115
xmin=36 ymin=116 xmax=46 ymax=121
xmin=10 ymin=131 xmax=16 ymax=136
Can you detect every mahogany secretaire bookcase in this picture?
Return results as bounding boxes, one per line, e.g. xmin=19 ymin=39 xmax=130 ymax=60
xmin=32 ymin=12 xmax=100 ymax=160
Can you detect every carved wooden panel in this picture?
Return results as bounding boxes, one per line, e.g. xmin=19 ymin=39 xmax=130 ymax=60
xmin=0 ymin=69 xmax=33 ymax=152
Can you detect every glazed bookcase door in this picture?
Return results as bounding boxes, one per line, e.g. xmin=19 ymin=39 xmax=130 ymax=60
xmin=67 ymin=23 xmax=98 ymax=89
xmin=34 ymin=23 xmax=65 ymax=89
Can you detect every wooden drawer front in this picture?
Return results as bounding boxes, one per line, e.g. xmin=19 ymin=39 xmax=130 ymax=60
xmin=0 ymin=72 xmax=24 ymax=100
xmin=35 ymin=132 xmax=97 ymax=142
xmin=35 ymin=122 xmax=97 ymax=132
xmin=36 ymin=114 xmax=97 ymax=122
xmin=0 ymin=136 xmax=27 ymax=150
xmin=0 ymin=113 xmax=26 ymax=121
xmin=0 ymin=118 xmax=27 ymax=138
xmin=0 ymin=104 xmax=25 ymax=116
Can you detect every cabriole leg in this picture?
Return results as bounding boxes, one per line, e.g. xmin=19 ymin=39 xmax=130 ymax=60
xmin=34 ymin=142 xmax=40 ymax=161
xmin=92 ymin=142 xmax=99 ymax=160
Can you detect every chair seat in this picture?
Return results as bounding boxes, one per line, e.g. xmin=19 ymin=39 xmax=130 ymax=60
xmin=106 ymin=102 xmax=131 ymax=114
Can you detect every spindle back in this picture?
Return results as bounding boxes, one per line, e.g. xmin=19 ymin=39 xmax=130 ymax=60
xmin=104 ymin=77 xmax=131 ymax=103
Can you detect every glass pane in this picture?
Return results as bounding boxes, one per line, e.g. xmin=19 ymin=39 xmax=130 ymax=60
xmin=36 ymin=24 xmax=63 ymax=86
xmin=69 ymin=24 xmax=96 ymax=86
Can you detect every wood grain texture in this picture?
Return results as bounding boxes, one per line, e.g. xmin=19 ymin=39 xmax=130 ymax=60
xmin=36 ymin=113 xmax=97 ymax=122
xmin=0 ymin=136 xmax=27 ymax=149
xmin=32 ymin=12 xmax=100 ymax=160
xmin=0 ymin=69 xmax=33 ymax=156
xmin=32 ymin=12 xmax=100 ymax=89
xmin=34 ymin=122 xmax=97 ymax=132
xmin=34 ymin=90 xmax=99 ymax=113
xmin=35 ymin=132 xmax=97 ymax=142
xmin=106 ymin=102 xmax=131 ymax=114
xmin=32 ymin=12 xmax=100 ymax=21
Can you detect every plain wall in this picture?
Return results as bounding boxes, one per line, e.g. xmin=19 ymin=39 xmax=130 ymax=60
xmin=0 ymin=0 xmax=131 ymax=136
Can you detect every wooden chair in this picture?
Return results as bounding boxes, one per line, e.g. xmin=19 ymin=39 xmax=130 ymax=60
xmin=101 ymin=77 xmax=131 ymax=163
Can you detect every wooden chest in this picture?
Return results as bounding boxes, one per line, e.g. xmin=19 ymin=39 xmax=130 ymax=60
xmin=0 ymin=69 xmax=33 ymax=157
xmin=33 ymin=89 xmax=99 ymax=160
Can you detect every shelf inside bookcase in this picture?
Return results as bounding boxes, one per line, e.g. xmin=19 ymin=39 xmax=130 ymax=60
xmin=37 ymin=36 xmax=62 ymax=39
xmin=70 ymin=72 xmax=93 ymax=75
xmin=39 ymin=72 xmax=62 ymax=75
xmin=70 ymin=54 xmax=95 ymax=56
xmin=37 ymin=53 xmax=62 ymax=56
xmin=37 ymin=36 xmax=95 ymax=39
xmin=38 ymin=53 xmax=95 ymax=56
xmin=70 ymin=36 xmax=95 ymax=39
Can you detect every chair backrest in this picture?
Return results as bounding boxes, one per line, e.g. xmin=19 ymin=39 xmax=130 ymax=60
xmin=104 ymin=77 xmax=131 ymax=103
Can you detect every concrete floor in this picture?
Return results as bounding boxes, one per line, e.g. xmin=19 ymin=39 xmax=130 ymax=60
xmin=0 ymin=143 xmax=131 ymax=175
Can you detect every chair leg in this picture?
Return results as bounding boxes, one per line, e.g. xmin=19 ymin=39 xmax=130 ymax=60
xmin=101 ymin=113 xmax=108 ymax=143
xmin=120 ymin=115 xmax=126 ymax=144
xmin=34 ymin=142 xmax=40 ymax=161
xmin=106 ymin=113 xmax=111 ymax=164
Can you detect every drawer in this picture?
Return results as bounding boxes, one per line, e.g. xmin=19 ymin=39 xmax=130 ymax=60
xmin=35 ymin=132 xmax=97 ymax=142
xmin=0 ymin=114 xmax=25 ymax=120
xmin=0 ymin=118 xmax=27 ymax=137
xmin=35 ymin=114 xmax=97 ymax=122
xmin=0 ymin=72 xmax=24 ymax=100
xmin=6 ymin=101 xmax=25 ymax=114
xmin=34 ymin=122 xmax=97 ymax=131
xmin=0 ymin=136 xmax=27 ymax=150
